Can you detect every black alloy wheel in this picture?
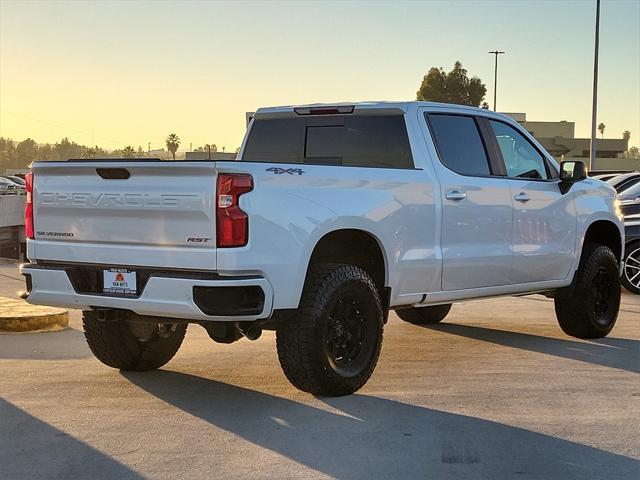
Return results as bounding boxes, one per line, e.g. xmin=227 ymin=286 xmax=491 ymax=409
xmin=323 ymin=294 xmax=379 ymax=378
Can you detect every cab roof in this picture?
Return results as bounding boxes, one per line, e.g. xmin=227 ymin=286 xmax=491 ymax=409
xmin=253 ymin=101 xmax=513 ymax=122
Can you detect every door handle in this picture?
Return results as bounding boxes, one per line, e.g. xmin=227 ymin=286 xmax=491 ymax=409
xmin=514 ymin=192 xmax=530 ymax=203
xmin=445 ymin=190 xmax=467 ymax=201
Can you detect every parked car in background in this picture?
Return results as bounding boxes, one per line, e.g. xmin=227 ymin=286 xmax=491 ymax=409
xmin=618 ymin=181 xmax=640 ymax=218
xmin=0 ymin=177 xmax=23 ymax=191
xmin=622 ymin=213 xmax=640 ymax=294
xmin=593 ymin=173 xmax=621 ymax=182
xmin=607 ymin=172 xmax=640 ymax=193
xmin=2 ymin=175 xmax=26 ymax=186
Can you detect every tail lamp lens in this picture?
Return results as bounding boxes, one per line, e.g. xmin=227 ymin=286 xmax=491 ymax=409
xmin=25 ymin=172 xmax=34 ymax=239
xmin=216 ymin=174 xmax=253 ymax=247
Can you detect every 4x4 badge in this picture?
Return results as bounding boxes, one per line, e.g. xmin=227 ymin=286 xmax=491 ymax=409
xmin=266 ymin=167 xmax=304 ymax=175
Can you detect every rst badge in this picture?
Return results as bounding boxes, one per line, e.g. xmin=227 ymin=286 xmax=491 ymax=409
xmin=186 ymin=237 xmax=210 ymax=243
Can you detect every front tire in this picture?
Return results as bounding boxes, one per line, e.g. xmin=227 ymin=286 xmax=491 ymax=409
xmin=276 ymin=264 xmax=383 ymax=396
xmin=554 ymin=244 xmax=620 ymax=339
xmin=83 ymin=310 xmax=187 ymax=371
xmin=621 ymin=240 xmax=640 ymax=295
xmin=395 ymin=304 xmax=452 ymax=325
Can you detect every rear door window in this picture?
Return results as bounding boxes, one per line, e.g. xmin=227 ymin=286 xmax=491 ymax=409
xmin=242 ymin=115 xmax=414 ymax=169
xmin=427 ymin=114 xmax=491 ymax=176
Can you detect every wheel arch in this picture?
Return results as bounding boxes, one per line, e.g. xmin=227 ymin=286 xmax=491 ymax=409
xmin=582 ymin=219 xmax=623 ymax=263
xmin=304 ymin=228 xmax=389 ymax=301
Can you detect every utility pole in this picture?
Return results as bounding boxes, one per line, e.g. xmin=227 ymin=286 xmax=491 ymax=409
xmin=589 ymin=0 xmax=601 ymax=171
xmin=148 ymin=142 xmax=151 ymax=154
xmin=488 ymin=50 xmax=505 ymax=111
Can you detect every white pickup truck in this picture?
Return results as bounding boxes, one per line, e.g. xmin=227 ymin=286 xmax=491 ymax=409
xmin=21 ymin=102 xmax=624 ymax=396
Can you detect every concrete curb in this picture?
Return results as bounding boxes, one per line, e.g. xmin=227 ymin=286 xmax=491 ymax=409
xmin=0 ymin=296 xmax=69 ymax=333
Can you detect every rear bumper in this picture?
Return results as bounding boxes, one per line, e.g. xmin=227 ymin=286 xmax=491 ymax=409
xmin=20 ymin=264 xmax=274 ymax=322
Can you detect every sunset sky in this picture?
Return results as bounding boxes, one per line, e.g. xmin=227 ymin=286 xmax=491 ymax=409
xmin=1 ymin=0 xmax=639 ymax=152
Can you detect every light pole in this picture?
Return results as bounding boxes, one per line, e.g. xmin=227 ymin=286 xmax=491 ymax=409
xmin=489 ymin=50 xmax=505 ymax=111
xmin=589 ymin=0 xmax=601 ymax=170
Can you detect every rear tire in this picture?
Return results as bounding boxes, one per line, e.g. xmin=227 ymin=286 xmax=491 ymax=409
xmin=83 ymin=310 xmax=187 ymax=371
xmin=554 ymin=244 xmax=620 ymax=339
xmin=276 ymin=264 xmax=383 ymax=396
xmin=395 ymin=304 xmax=452 ymax=325
xmin=621 ymin=240 xmax=640 ymax=295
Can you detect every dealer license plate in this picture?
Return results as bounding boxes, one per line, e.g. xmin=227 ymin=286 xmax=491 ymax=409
xmin=103 ymin=268 xmax=137 ymax=295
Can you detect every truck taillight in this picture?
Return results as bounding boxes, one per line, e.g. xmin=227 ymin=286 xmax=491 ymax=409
xmin=25 ymin=172 xmax=34 ymax=239
xmin=216 ymin=174 xmax=253 ymax=247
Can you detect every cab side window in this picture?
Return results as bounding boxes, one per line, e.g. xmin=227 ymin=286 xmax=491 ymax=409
xmin=489 ymin=120 xmax=550 ymax=180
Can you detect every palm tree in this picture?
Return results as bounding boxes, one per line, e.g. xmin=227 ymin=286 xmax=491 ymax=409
xmin=122 ymin=146 xmax=136 ymax=158
xmin=623 ymin=130 xmax=631 ymax=141
xmin=598 ymin=122 xmax=606 ymax=139
xmin=165 ymin=133 xmax=180 ymax=160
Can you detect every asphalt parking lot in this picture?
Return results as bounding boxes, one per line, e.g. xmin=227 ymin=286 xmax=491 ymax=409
xmin=1 ymin=261 xmax=639 ymax=479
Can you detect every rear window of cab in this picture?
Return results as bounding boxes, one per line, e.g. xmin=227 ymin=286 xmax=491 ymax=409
xmin=241 ymin=115 xmax=414 ymax=169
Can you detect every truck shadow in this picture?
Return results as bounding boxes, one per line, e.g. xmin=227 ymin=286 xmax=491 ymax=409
xmin=422 ymin=323 xmax=639 ymax=374
xmin=0 ymin=398 xmax=142 ymax=480
xmin=124 ymin=370 xmax=639 ymax=479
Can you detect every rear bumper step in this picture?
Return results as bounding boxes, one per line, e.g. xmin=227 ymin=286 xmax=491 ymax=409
xmin=20 ymin=264 xmax=273 ymax=322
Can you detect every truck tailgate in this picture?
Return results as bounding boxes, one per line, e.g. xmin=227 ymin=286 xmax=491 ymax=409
xmin=30 ymin=161 xmax=218 ymax=270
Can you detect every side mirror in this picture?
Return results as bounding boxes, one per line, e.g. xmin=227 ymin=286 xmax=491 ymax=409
xmin=559 ymin=160 xmax=587 ymax=194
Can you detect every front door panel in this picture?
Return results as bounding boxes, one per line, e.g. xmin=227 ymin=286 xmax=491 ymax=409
xmin=509 ymin=179 xmax=576 ymax=282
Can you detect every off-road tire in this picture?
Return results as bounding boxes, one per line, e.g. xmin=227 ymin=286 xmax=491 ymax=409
xmin=621 ymin=240 xmax=640 ymax=295
xmin=395 ymin=304 xmax=452 ymax=325
xmin=83 ymin=310 xmax=187 ymax=371
xmin=276 ymin=264 xmax=384 ymax=396
xmin=554 ymin=244 xmax=620 ymax=339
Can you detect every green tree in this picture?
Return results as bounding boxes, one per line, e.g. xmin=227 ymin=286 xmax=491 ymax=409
xmin=629 ymin=146 xmax=639 ymax=157
xmin=0 ymin=137 xmax=16 ymax=172
xmin=38 ymin=143 xmax=54 ymax=161
xmin=165 ymin=133 xmax=180 ymax=160
xmin=0 ymin=136 xmax=114 ymax=170
xmin=598 ymin=122 xmax=606 ymax=138
xmin=14 ymin=138 xmax=39 ymax=167
xmin=416 ymin=61 xmax=487 ymax=107
xmin=53 ymin=137 xmax=85 ymax=160
xmin=82 ymin=146 xmax=96 ymax=159
xmin=122 ymin=146 xmax=136 ymax=158
xmin=623 ymin=130 xmax=631 ymax=141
